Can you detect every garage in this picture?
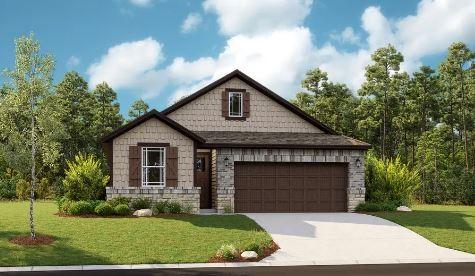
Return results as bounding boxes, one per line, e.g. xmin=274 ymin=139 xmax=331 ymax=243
xmin=234 ymin=162 xmax=348 ymax=213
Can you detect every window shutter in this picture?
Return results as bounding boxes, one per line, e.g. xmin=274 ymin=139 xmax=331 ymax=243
xmin=222 ymin=90 xmax=228 ymax=117
xmin=129 ymin=146 xmax=140 ymax=187
xmin=243 ymin=91 xmax=250 ymax=118
xmin=166 ymin=146 xmax=178 ymax=187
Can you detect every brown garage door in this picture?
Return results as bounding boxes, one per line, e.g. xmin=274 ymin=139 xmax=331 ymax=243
xmin=234 ymin=162 xmax=347 ymax=212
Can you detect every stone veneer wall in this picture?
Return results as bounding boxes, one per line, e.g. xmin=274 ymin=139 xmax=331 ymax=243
xmin=167 ymin=77 xmax=323 ymax=133
xmin=106 ymin=187 xmax=201 ymax=214
xmin=215 ymin=148 xmax=366 ymax=213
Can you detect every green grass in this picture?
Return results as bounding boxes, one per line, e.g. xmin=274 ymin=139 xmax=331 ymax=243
xmin=0 ymin=201 xmax=273 ymax=266
xmin=373 ymin=204 xmax=475 ymax=254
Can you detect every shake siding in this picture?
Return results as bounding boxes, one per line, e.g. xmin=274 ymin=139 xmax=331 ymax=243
xmin=112 ymin=118 xmax=194 ymax=188
xmin=168 ymin=77 xmax=323 ymax=133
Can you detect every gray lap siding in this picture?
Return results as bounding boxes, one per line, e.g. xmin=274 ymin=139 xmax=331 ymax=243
xmin=214 ymin=148 xmax=365 ymax=213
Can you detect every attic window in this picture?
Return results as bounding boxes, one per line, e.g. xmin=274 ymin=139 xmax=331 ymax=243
xmin=228 ymin=92 xmax=243 ymax=117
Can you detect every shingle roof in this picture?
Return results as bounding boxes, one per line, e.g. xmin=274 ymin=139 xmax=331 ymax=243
xmin=195 ymin=131 xmax=371 ymax=150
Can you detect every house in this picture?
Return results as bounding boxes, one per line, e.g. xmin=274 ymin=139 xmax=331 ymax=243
xmin=102 ymin=70 xmax=370 ymax=213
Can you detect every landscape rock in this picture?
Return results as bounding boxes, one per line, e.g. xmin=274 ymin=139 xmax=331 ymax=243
xmin=241 ymin=251 xmax=258 ymax=259
xmin=133 ymin=209 xmax=153 ymax=217
xmin=397 ymin=206 xmax=412 ymax=212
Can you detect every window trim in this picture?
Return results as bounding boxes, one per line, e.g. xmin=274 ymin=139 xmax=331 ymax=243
xmin=141 ymin=147 xmax=166 ymax=187
xmin=228 ymin=91 xmax=243 ymax=117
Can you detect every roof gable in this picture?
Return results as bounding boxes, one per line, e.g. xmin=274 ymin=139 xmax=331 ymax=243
xmin=162 ymin=70 xmax=336 ymax=134
xmin=101 ymin=109 xmax=205 ymax=143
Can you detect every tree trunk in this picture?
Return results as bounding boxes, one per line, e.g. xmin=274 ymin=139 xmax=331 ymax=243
xmin=29 ymin=101 xmax=36 ymax=238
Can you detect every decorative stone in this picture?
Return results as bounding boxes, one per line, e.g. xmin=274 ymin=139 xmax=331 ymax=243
xmin=397 ymin=206 xmax=412 ymax=212
xmin=133 ymin=209 xmax=153 ymax=217
xmin=241 ymin=251 xmax=258 ymax=259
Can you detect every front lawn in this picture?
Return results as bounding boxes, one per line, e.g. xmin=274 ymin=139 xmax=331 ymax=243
xmin=0 ymin=201 xmax=273 ymax=266
xmin=373 ymin=204 xmax=475 ymax=254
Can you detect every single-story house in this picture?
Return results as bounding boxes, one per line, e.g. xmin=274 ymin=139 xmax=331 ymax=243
xmin=102 ymin=70 xmax=370 ymax=213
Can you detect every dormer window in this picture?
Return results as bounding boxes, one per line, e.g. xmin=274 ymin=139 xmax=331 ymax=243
xmin=228 ymin=91 xmax=243 ymax=117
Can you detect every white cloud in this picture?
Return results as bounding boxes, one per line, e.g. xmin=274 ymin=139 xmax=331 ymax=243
xmin=203 ymin=0 xmax=313 ymax=36
xmin=87 ymin=37 xmax=165 ymax=96
xmin=330 ymin=27 xmax=361 ymax=45
xmin=66 ymin=55 xmax=80 ymax=67
xmin=181 ymin=13 xmax=202 ymax=33
xmin=130 ymin=0 xmax=152 ymax=7
xmin=361 ymin=6 xmax=396 ymax=51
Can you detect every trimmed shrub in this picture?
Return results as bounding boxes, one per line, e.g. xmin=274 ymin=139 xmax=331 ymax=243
xmin=167 ymin=201 xmax=182 ymax=214
xmin=181 ymin=203 xmax=193 ymax=214
xmin=56 ymin=196 xmax=74 ymax=213
xmin=62 ymin=153 xmax=109 ymax=201
xmin=109 ymin=197 xmax=131 ymax=208
xmin=0 ymin=178 xmax=17 ymax=199
xmin=355 ymin=201 xmax=398 ymax=212
xmin=114 ymin=204 xmax=131 ymax=216
xmin=88 ymin=200 xmax=104 ymax=210
xmin=68 ymin=201 xmax=94 ymax=215
xmin=131 ymin=198 xmax=152 ymax=210
xmin=153 ymin=200 xmax=170 ymax=214
xmin=365 ymin=153 xmax=420 ymax=206
xmin=216 ymin=244 xmax=237 ymax=261
xmin=95 ymin=202 xmax=114 ymax=216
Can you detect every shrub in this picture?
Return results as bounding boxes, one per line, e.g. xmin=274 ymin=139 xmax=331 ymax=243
xmin=109 ymin=197 xmax=131 ymax=208
xmin=365 ymin=153 xmax=420 ymax=206
xmin=215 ymin=244 xmax=237 ymax=261
xmin=56 ymin=196 xmax=73 ymax=213
xmin=62 ymin=153 xmax=109 ymax=201
xmin=15 ymin=179 xmax=30 ymax=200
xmin=114 ymin=204 xmax=131 ymax=216
xmin=88 ymin=200 xmax=104 ymax=210
xmin=0 ymin=178 xmax=17 ymax=199
xmin=181 ymin=203 xmax=193 ymax=214
xmin=167 ymin=201 xmax=182 ymax=214
xmin=355 ymin=201 xmax=398 ymax=212
xmin=68 ymin=201 xmax=94 ymax=215
xmin=95 ymin=202 xmax=114 ymax=216
xmin=36 ymin=178 xmax=54 ymax=199
xmin=244 ymin=242 xmax=263 ymax=255
xmin=153 ymin=200 xmax=170 ymax=214
xmin=131 ymin=198 xmax=152 ymax=210
xmin=223 ymin=204 xmax=233 ymax=214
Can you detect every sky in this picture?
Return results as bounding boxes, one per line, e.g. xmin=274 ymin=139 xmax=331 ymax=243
xmin=1 ymin=0 xmax=474 ymax=117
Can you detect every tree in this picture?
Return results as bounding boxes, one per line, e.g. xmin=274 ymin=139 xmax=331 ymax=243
xmin=91 ymin=82 xmax=123 ymax=148
xmin=0 ymin=34 xmax=64 ymax=238
xmin=127 ymin=99 xmax=149 ymax=121
xmin=359 ymin=44 xmax=404 ymax=159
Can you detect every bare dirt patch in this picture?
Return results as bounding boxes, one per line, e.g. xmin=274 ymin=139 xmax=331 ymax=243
xmin=9 ymin=235 xmax=55 ymax=246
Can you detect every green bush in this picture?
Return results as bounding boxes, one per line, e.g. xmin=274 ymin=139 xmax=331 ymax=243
xmin=114 ymin=204 xmax=131 ymax=216
xmin=88 ymin=200 xmax=104 ymax=210
xmin=36 ymin=178 xmax=54 ymax=199
xmin=15 ymin=179 xmax=30 ymax=200
xmin=244 ymin=242 xmax=263 ymax=255
xmin=131 ymin=198 xmax=152 ymax=210
xmin=68 ymin=201 xmax=94 ymax=215
xmin=95 ymin=202 xmax=114 ymax=216
xmin=0 ymin=178 xmax=17 ymax=199
xmin=56 ymin=196 xmax=73 ymax=213
xmin=181 ymin=203 xmax=193 ymax=214
xmin=62 ymin=153 xmax=109 ymax=201
xmin=167 ymin=201 xmax=182 ymax=214
xmin=109 ymin=197 xmax=131 ymax=208
xmin=216 ymin=244 xmax=237 ymax=261
xmin=365 ymin=153 xmax=420 ymax=206
xmin=355 ymin=201 xmax=398 ymax=212
xmin=153 ymin=200 xmax=170 ymax=214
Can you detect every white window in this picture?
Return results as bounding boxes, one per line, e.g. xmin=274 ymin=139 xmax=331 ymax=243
xmin=141 ymin=147 xmax=165 ymax=186
xmin=228 ymin=92 xmax=243 ymax=117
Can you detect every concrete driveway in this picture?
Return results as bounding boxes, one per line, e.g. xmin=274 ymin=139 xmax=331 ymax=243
xmin=245 ymin=213 xmax=475 ymax=265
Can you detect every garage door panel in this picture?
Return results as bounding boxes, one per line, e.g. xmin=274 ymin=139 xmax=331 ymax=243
xmin=234 ymin=162 xmax=347 ymax=213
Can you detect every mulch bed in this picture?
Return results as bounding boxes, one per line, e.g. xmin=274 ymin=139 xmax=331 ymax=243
xmin=9 ymin=235 xmax=55 ymax=246
xmin=209 ymin=241 xmax=279 ymax=262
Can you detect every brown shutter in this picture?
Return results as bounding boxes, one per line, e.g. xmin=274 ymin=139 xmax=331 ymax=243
xmin=166 ymin=146 xmax=178 ymax=187
xmin=243 ymin=91 xmax=250 ymax=118
xmin=129 ymin=146 xmax=140 ymax=187
xmin=222 ymin=90 xmax=228 ymax=117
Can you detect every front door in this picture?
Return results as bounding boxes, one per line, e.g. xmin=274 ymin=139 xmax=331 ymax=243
xmin=196 ymin=152 xmax=211 ymax=209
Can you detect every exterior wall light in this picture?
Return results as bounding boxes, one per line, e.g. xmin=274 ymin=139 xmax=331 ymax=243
xmin=224 ymin=156 xmax=230 ymax=167
xmin=355 ymin=157 xmax=362 ymax=168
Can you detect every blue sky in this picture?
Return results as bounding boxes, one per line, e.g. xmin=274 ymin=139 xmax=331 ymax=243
xmin=1 ymin=0 xmax=474 ymax=117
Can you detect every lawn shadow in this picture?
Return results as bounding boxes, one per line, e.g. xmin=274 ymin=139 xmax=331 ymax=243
xmin=0 ymin=230 xmax=111 ymax=267
xmin=378 ymin=210 xmax=474 ymax=231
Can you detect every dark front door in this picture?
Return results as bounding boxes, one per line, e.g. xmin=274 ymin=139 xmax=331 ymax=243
xmin=234 ymin=162 xmax=348 ymax=213
xmin=196 ymin=152 xmax=211 ymax=209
